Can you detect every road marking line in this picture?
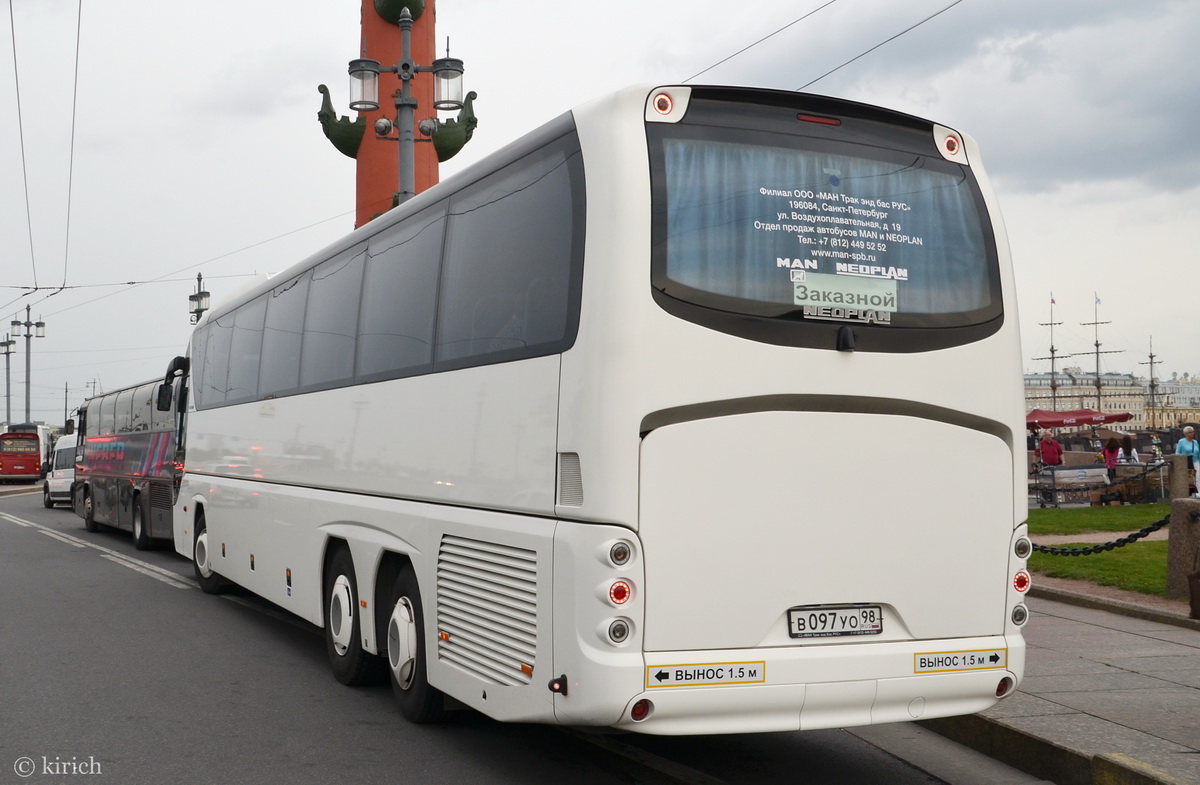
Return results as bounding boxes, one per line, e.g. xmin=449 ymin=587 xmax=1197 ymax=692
xmin=38 ymin=529 xmax=86 ymax=548
xmin=99 ymin=554 xmax=193 ymax=589
xmin=2 ymin=510 xmax=196 ymax=589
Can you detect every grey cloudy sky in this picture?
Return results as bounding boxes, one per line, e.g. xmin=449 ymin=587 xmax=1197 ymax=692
xmin=2 ymin=0 xmax=1197 ymax=424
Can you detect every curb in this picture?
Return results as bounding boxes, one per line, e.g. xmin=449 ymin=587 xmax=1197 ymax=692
xmin=919 ymin=715 xmax=1190 ymax=785
xmin=0 ymin=486 xmax=39 ymax=497
xmin=1029 ymin=585 xmax=1200 ymax=632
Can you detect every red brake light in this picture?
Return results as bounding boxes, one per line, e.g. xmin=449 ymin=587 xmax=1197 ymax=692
xmin=797 ymin=113 xmax=841 ymax=126
xmin=609 ymin=580 xmax=632 ymax=605
xmin=652 ymin=93 xmax=673 ymax=115
xmin=1013 ymin=571 xmax=1031 ymax=593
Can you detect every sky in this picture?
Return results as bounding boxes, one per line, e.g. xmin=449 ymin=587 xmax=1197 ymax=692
xmin=1 ymin=0 xmax=1197 ymax=425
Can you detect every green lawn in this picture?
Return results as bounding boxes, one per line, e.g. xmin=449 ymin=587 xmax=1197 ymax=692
xmin=1026 ymin=502 xmax=1172 ymax=536
xmin=1029 ymin=541 xmax=1168 ymax=597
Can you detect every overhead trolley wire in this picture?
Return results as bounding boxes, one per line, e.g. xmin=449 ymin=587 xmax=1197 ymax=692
xmin=798 ymin=0 xmax=966 ymax=90
xmin=7 ymin=0 xmax=39 ymax=290
xmin=683 ymin=0 xmax=843 ymax=84
xmin=61 ymin=0 xmax=84 ymax=290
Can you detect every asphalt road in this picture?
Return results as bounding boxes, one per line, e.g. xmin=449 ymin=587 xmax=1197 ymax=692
xmin=0 ymin=489 xmax=1040 ymax=785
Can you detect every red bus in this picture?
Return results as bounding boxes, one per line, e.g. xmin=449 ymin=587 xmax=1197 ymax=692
xmin=0 ymin=424 xmax=51 ymax=482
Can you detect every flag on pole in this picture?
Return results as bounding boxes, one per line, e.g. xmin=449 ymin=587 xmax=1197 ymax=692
xmin=1050 ymin=293 xmax=1056 ymax=304
xmin=1095 ymin=294 xmax=1101 ymax=304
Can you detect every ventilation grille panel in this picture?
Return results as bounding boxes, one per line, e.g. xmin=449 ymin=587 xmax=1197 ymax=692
xmin=558 ymin=452 xmax=584 ymax=506
xmin=436 ymin=535 xmax=538 ymax=686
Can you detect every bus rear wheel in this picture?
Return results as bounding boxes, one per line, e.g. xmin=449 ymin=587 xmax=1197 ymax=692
xmin=324 ymin=548 xmax=385 ymax=686
xmin=386 ymin=567 xmax=445 ymax=723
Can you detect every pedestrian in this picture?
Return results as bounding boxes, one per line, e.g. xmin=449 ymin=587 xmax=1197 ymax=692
xmin=1037 ymin=431 xmax=1063 ymax=467
xmin=1101 ymin=437 xmax=1120 ymax=481
xmin=1176 ymin=425 xmax=1200 ymax=497
xmin=1118 ymin=435 xmax=1140 ymax=464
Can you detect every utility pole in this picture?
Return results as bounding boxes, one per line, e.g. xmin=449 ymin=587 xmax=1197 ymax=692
xmin=1080 ymin=293 xmax=1121 ymax=411
xmin=1032 ymin=294 xmax=1063 ymax=410
xmin=1140 ymin=337 xmax=1160 ymax=429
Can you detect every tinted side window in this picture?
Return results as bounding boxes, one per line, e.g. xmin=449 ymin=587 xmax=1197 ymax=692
xmin=188 ymin=328 xmax=209 ymax=409
xmin=358 ymin=204 xmax=445 ymax=381
xmin=227 ymin=295 xmax=267 ymax=404
xmin=85 ymin=399 xmax=101 ymax=437
xmin=300 ymin=246 xmax=366 ymax=391
xmin=114 ymin=389 xmax=136 ymax=433
xmin=435 ymin=137 xmax=584 ymax=369
xmin=99 ymin=395 xmax=117 ymax=436
xmin=131 ymin=384 xmax=155 ymax=432
xmin=259 ymin=273 xmax=310 ymax=399
xmin=204 ymin=314 xmax=235 ymax=408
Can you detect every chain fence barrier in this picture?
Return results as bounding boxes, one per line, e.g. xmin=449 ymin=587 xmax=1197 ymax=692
xmin=1031 ymin=513 xmax=1170 ymax=556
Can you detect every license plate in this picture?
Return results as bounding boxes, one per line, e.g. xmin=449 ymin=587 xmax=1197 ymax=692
xmin=788 ymin=605 xmax=883 ymax=638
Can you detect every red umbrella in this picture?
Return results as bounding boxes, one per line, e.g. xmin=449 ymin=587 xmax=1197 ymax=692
xmin=1025 ymin=408 xmax=1133 ymax=430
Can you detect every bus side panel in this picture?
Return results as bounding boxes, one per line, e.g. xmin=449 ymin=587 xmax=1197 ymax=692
xmin=183 ymin=357 xmax=561 ymax=516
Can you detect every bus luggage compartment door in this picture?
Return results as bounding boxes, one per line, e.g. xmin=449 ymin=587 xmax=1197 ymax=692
xmin=637 ymin=409 xmax=1013 ymax=653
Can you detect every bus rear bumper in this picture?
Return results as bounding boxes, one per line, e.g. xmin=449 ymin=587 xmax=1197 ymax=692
xmin=609 ymin=635 xmax=1023 ymax=735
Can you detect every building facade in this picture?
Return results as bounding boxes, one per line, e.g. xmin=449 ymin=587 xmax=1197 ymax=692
xmin=1024 ymin=368 xmax=1200 ymax=431
xmin=1024 ymin=367 xmax=1146 ymax=429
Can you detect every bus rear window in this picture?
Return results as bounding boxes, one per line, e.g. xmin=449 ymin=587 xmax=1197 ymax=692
xmin=649 ymin=113 xmax=1002 ymax=351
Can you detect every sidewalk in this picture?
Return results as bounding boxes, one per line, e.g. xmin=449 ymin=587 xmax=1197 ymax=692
xmin=924 ymin=565 xmax=1200 ymax=785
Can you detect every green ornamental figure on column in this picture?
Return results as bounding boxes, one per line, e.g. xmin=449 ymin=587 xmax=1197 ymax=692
xmin=316 ymin=0 xmax=477 ymax=163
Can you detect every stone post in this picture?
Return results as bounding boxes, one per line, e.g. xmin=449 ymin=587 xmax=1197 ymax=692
xmin=1166 ymin=498 xmax=1200 ymax=603
xmin=1168 ymin=454 xmax=1190 ymax=499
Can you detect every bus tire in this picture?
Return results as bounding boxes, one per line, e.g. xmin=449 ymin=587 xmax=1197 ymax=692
xmin=83 ymin=493 xmax=100 ymax=533
xmin=43 ymin=484 xmax=54 ymax=508
xmin=193 ymin=514 xmax=226 ymax=595
xmin=324 ymin=548 xmax=385 ymax=686
xmin=132 ymin=501 xmax=151 ymax=550
xmin=386 ymin=567 xmax=445 ymax=723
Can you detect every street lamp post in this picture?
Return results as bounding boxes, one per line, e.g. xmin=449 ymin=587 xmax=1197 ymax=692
xmin=189 ymin=273 xmax=211 ymax=324
xmin=348 ymin=6 xmax=466 ymax=205
xmin=1 ymin=334 xmax=15 ymax=426
xmin=10 ymin=305 xmax=45 ymax=423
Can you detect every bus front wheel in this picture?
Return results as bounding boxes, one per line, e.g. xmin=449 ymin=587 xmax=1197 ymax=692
xmin=83 ymin=493 xmax=99 ymax=533
xmin=132 ymin=502 xmax=150 ymax=550
xmin=386 ymin=567 xmax=445 ymax=723
xmin=193 ymin=515 xmax=226 ymax=595
xmin=324 ymin=548 xmax=384 ymax=686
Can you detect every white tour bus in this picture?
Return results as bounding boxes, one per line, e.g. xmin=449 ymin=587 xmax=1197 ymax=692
xmin=157 ymin=84 xmax=1030 ymax=734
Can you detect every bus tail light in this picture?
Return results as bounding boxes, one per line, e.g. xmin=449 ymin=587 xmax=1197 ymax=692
xmin=995 ymin=676 xmax=1014 ymax=698
xmin=1013 ymin=571 xmax=1031 ymax=593
xmin=651 ymin=92 xmax=673 ymax=115
xmin=609 ymin=580 xmax=632 ymax=605
xmin=630 ymin=699 xmax=653 ymax=722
